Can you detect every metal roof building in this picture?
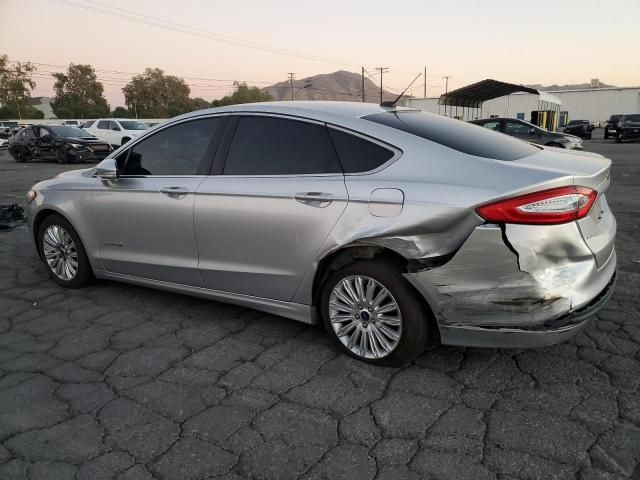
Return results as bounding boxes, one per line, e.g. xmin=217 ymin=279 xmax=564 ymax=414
xmin=407 ymin=86 xmax=640 ymax=128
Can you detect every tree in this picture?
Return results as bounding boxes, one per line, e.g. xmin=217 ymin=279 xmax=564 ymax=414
xmin=0 ymin=54 xmax=37 ymax=119
xmin=111 ymin=106 xmax=132 ymax=118
xmin=51 ymin=64 xmax=110 ymax=118
xmin=122 ymin=68 xmax=191 ymax=118
xmin=212 ymin=82 xmax=273 ymax=107
xmin=191 ymin=97 xmax=210 ymax=111
xmin=0 ymin=104 xmax=44 ymax=119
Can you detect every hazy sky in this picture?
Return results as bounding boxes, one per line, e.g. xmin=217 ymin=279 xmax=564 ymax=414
xmin=1 ymin=0 xmax=639 ymax=107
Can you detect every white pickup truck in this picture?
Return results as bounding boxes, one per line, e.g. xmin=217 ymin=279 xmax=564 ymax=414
xmin=83 ymin=118 xmax=149 ymax=147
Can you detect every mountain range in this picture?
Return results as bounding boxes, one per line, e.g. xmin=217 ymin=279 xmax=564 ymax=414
xmin=261 ymin=71 xmax=617 ymax=102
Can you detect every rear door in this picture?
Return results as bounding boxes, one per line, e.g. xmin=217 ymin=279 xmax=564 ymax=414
xmin=194 ymin=114 xmax=348 ymax=301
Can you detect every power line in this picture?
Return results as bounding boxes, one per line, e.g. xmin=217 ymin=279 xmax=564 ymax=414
xmin=49 ymin=0 xmax=363 ymax=68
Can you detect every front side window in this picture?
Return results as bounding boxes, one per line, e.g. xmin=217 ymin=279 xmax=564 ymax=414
xmin=120 ymin=117 xmax=223 ymax=176
xmin=82 ymin=120 xmax=95 ymax=128
xmin=328 ymin=128 xmax=394 ymax=173
xmin=109 ymin=121 xmax=121 ymax=131
xmin=97 ymin=120 xmax=110 ymax=130
xmin=223 ymin=116 xmax=342 ymax=175
xmin=365 ymin=110 xmax=539 ymax=161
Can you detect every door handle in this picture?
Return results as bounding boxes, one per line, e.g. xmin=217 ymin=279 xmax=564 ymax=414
xmin=293 ymin=192 xmax=334 ymax=207
xmin=160 ymin=186 xmax=189 ymax=197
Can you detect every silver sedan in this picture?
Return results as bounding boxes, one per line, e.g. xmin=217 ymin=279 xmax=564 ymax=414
xmin=26 ymin=102 xmax=616 ymax=365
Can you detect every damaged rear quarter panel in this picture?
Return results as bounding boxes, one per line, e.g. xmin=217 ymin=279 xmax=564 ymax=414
xmin=407 ymin=222 xmax=615 ymax=328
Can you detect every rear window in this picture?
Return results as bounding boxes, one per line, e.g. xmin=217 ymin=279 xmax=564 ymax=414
xmin=567 ymin=120 xmax=588 ymax=125
xmin=364 ymin=110 xmax=539 ymax=161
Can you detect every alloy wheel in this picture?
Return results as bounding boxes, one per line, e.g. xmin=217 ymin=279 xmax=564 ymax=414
xmin=42 ymin=225 xmax=79 ymax=281
xmin=329 ymin=275 xmax=402 ymax=359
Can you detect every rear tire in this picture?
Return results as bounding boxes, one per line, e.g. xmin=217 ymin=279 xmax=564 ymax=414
xmin=37 ymin=214 xmax=94 ymax=288
xmin=319 ymin=260 xmax=431 ymax=366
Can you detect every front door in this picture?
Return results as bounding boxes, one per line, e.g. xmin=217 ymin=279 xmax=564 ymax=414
xmin=91 ymin=116 xmax=227 ymax=286
xmin=195 ymin=115 xmax=348 ymax=301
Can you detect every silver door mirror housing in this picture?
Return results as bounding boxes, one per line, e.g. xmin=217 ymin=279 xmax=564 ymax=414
xmin=95 ymin=158 xmax=119 ymax=181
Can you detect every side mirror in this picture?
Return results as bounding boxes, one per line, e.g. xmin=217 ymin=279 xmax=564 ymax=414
xmin=95 ymin=158 xmax=119 ymax=181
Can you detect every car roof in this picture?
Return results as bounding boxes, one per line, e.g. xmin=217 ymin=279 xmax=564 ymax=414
xmin=171 ymin=101 xmax=416 ymax=125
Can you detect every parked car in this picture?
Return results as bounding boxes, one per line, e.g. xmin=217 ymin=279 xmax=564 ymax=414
xmin=469 ymin=117 xmax=583 ymax=149
xmin=604 ymin=114 xmax=623 ymax=139
xmin=615 ymin=114 xmax=640 ymax=143
xmin=83 ymin=118 xmax=148 ymax=147
xmin=0 ymin=121 xmax=19 ymax=136
xmin=60 ymin=120 xmax=82 ymax=127
xmin=26 ymin=102 xmax=616 ymax=365
xmin=8 ymin=124 xmax=112 ymax=163
xmin=563 ymin=120 xmax=593 ymax=139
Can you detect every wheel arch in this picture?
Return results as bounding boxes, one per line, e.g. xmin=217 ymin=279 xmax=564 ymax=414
xmin=311 ymin=244 xmax=439 ymax=338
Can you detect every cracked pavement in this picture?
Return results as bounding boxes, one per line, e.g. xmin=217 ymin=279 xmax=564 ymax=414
xmin=0 ymin=136 xmax=639 ymax=480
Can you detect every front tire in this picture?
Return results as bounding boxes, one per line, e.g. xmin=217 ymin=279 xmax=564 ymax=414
xmin=604 ymin=130 xmax=609 ymax=139
xmin=320 ymin=260 xmax=431 ymax=366
xmin=616 ymin=133 xmax=623 ymax=143
xmin=56 ymin=149 xmax=70 ymax=164
xmin=12 ymin=147 xmax=28 ymax=163
xmin=37 ymin=214 xmax=94 ymax=288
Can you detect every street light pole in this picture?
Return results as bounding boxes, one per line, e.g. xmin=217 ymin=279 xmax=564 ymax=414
xmin=375 ymin=67 xmax=388 ymax=103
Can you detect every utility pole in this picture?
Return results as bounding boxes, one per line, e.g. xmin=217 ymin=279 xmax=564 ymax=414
xmin=361 ymin=67 xmax=365 ymax=102
xmin=442 ymin=75 xmax=452 ymax=94
xmin=375 ymin=67 xmax=388 ymax=103
xmin=287 ymin=73 xmax=295 ymax=101
xmin=304 ymin=79 xmax=312 ymax=100
xmin=424 ymin=66 xmax=427 ymax=98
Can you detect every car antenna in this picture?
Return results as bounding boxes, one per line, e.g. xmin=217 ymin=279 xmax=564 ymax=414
xmin=380 ymin=72 xmax=422 ymax=108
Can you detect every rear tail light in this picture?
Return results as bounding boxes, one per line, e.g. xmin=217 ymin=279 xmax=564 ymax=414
xmin=476 ymin=186 xmax=597 ymax=225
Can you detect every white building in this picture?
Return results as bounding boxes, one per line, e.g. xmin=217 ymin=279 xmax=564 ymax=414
xmin=407 ymin=86 xmax=640 ymax=127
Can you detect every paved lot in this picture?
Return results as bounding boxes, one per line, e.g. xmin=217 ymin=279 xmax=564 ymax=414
xmin=0 ymin=133 xmax=639 ymax=480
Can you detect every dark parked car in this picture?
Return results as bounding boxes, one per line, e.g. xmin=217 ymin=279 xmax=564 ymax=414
xmin=563 ymin=120 xmax=593 ymax=139
xmin=8 ymin=124 xmax=112 ymax=164
xmin=615 ymin=114 xmax=640 ymax=143
xmin=604 ymin=114 xmax=623 ymax=139
xmin=469 ymin=117 xmax=583 ymax=149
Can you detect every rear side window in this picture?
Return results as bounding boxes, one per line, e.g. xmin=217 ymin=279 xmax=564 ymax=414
xmin=364 ymin=111 xmax=539 ymax=161
xmin=328 ymin=128 xmax=394 ymax=173
xmin=223 ymin=116 xmax=342 ymax=175
xmin=82 ymin=121 xmax=95 ymax=128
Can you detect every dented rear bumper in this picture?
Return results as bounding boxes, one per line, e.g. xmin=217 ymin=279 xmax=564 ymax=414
xmin=404 ymin=218 xmax=617 ymax=348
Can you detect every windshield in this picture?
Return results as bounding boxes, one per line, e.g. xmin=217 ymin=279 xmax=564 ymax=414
xmin=567 ymin=120 xmax=588 ymax=125
xmin=48 ymin=126 xmax=95 ymax=137
xmin=609 ymin=115 xmax=622 ymax=122
xmin=622 ymin=114 xmax=640 ymax=122
xmin=119 ymin=121 xmax=148 ymax=130
xmin=365 ymin=110 xmax=540 ymax=161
